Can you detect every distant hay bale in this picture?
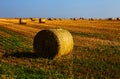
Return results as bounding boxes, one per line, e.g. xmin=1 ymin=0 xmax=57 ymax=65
xmin=33 ymin=28 xmax=74 ymax=59
xmin=39 ymin=18 xmax=46 ymax=23
xmin=117 ymin=18 xmax=120 ymax=20
xmin=73 ymin=18 xmax=78 ymax=20
xmin=30 ymin=18 xmax=35 ymax=21
xmin=19 ymin=18 xmax=26 ymax=24
xmin=58 ymin=18 xmax=62 ymax=20
xmin=108 ymin=18 xmax=115 ymax=20
xmin=70 ymin=18 xmax=78 ymax=20
xmin=48 ymin=18 xmax=54 ymax=21
xmin=98 ymin=18 xmax=102 ymax=20
xmin=53 ymin=18 xmax=57 ymax=20
xmin=54 ymin=18 xmax=62 ymax=20
xmin=79 ymin=17 xmax=85 ymax=20
xmin=89 ymin=18 xmax=94 ymax=20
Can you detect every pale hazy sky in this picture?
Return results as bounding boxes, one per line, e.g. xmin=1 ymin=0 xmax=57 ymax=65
xmin=0 ymin=0 xmax=120 ymax=18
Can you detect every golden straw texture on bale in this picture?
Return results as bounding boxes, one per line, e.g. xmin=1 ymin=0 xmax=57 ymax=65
xmin=33 ymin=29 xmax=74 ymax=59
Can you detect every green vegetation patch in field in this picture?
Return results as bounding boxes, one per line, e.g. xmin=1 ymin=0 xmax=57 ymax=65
xmin=0 ymin=26 xmax=33 ymax=54
xmin=0 ymin=62 xmax=69 ymax=79
xmin=1 ymin=36 xmax=22 ymax=50
xmin=0 ymin=35 xmax=33 ymax=56
xmin=69 ymin=58 xmax=120 ymax=78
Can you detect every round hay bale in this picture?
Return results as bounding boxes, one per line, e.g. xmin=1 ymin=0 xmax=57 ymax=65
xmin=30 ymin=18 xmax=36 ymax=21
xmin=47 ymin=18 xmax=54 ymax=21
xmin=89 ymin=18 xmax=94 ymax=20
xmin=19 ymin=18 xmax=26 ymax=24
xmin=39 ymin=18 xmax=46 ymax=23
xmin=117 ymin=18 xmax=120 ymax=20
xmin=33 ymin=28 xmax=74 ymax=59
xmin=108 ymin=18 xmax=115 ymax=20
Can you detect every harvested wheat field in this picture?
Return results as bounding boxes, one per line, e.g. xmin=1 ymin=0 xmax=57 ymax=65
xmin=0 ymin=18 xmax=120 ymax=79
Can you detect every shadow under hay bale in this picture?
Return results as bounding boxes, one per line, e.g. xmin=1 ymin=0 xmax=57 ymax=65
xmin=3 ymin=52 xmax=39 ymax=58
xmin=33 ymin=29 xmax=74 ymax=59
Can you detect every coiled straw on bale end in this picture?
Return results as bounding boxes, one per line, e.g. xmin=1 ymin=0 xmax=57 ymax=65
xmin=33 ymin=28 xmax=74 ymax=59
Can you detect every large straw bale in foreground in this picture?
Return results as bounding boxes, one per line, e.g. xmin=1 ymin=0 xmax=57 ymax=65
xmin=33 ymin=29 xmax=74 ymax=59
